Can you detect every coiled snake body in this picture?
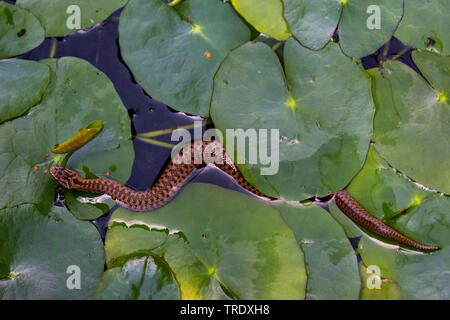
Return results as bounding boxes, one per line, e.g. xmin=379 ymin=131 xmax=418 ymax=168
xmin=50 ymin=141 xmax=439 ymax=251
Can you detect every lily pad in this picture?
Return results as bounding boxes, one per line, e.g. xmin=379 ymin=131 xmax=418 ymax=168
xmin=283 ymin=0 xmax=341 ymax=50
xmin=16 ymin=0 xmax=127 ymax=37
xmin=95 ymin=256 xmax=180 ymax=300
xmin=273 ymin=201 xmax=360 ymax=300
xmin=338 ymin=0 xmax=403 ymax=58
xmin=0 ymin=57 xmax=134 ymax=213
xmin=0 ymin=59 xmax=50 ymax=124
xmin=0 ymin=1 xmax=45 ymax=59
xmin=0 ymin=204 xmax=105 ymax=299
xmin=105 ymin=183 xmax=307 ymax=300
xmin=395 ymin=0 xmax=449 ymax=55
xmin=359 ymin=262 xmax=401 ymax=300
xmin=118 ymin=0 xmax=251 ymax=117
xmin=370 ymin=50 xmax=450 ymax=194
xmin=211 ymin=39 xmax=374 ymax=200
xmin=231 ymin=0 xmax=290 ymax=40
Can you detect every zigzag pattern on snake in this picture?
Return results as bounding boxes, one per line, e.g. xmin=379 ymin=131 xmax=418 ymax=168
xmin=49 ymin=140 xmax=440 ymax=251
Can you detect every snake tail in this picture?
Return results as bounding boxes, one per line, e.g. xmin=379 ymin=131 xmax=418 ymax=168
xmin=334 ymin=190 xmax=440 ymax=251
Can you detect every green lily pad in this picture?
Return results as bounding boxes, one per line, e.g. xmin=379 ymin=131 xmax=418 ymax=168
xmin=395 ymin=0 xmax=449 ymax=55
xmin=338 ymin=0 xmax=403 ymax=58
xmin=105 ymin=183 xmax=307 ymax=300
xmin=370 ymin=51 xmax=450 ymax=194
xmin=0 ymin=59 xmax=49 ymax=124
xmin=16 ymin=0 xmax=127 ymax=37
xmin=64 ymin=190 xmax=113 ymax=221
xmin=119 ymin=0 xmax=251 ymax=117
xmin=0 ymin=2 xmax=45 ymax=59
xmin=283 ymin=0 xmax=341 ymax=50
xmin=0 ymin=204 xmax=105 ymax=299
xmin=0 ymin=57 xmax=134 ymax=214
xmin=231 ymin=0 xmax=290 ymax=40
xmin=95 ymin=256 xmax=180 ymax=300
xmin=211 ymin=39 xmax=374 ymax=200
xmin=273 ymin=201 xmax=360 ymax=300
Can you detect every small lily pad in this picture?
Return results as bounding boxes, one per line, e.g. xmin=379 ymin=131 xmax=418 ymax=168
xmin=0 ymin=2 xmax=45 ymax=59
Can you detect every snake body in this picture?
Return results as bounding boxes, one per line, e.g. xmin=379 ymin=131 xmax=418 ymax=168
xmin=50 ymin=140 xmax=439 ymax=251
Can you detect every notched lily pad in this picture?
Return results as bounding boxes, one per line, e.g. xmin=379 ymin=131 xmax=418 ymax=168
xmin=0 ymin=1 xmax=45 ymax=59
xmin=119 ymin=0 xmax=251 ymax=117
xmin=211 ymin=39 xmax=374 ymax=200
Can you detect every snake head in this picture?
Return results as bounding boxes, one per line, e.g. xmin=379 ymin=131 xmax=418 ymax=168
xmin=49 ymin=167 xmax=80 ymax=189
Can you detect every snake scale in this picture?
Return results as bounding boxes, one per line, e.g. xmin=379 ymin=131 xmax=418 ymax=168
xmin=50 ymin=140 xmax=439 ymax=251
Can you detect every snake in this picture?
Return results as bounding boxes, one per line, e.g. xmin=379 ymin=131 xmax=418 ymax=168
xmin=49 ymin=140 xmax=440 ymax=251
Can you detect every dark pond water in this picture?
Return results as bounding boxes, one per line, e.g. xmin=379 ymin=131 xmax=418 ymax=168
xmin=8 ymin=2 xmax=426 ymax=250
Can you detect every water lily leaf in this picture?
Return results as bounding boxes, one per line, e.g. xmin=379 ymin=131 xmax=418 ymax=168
xmin=0 ymin=59 xmax=49 ymax=124
xmin=95 ymin=256 xmax=180 ymax=300
xmin=0 ymin=57 xmax=134 ymax=213
xmin=119 ymin=0 xmax=251 ymax=117
xmin=370 ymin=51 xmax=450 ymax=194
xmin=283 ymin=0 xmax=341 ymax=50
xmin=105 ymin=183 xmax=307 ymax=300
xmin=338 ymin=0 xmax=403 ymax=58
xmin=395 ymin=0 xmax=449 ymax=55
xmin=0 ymin=204 xmax=105 ymax=299
xmin=211 ymin=39 xmax=374 ymax=200
xmin=0 ymin=2 xmax=44 ymax=59
xmin=52 ymin=120 xmax=103 ymax=154
xmin=231 ymin=0 xmax=290 ymax=40
xmin=64 ymin=190 xmax=113 ymax=221
xmin=272 ymin=201 xmax=360 ymax=300
xmin=16 ymin=0 xmax=127 ymax=37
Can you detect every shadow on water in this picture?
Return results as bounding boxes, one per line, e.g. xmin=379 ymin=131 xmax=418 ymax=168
xmin=12 ymin=3 xmax=427 ymax=243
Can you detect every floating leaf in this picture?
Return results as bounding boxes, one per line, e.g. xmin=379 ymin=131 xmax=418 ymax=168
xmin=338 ymin=0 xmax=403 ymax=58
xmin=0 ymin=1 xmax=45 ymax=59
xmin=0 ymin=57 xmax=134 ymax=213
xmin=211 ymin=40 xmax=374 ymax=200
xmin=231 ymin=0 xmax=290 ymax=40
xmin=370 ymin=51 xmax=450 ymax=193
xmin=0 ymin=59 xmax=49 ymax=124
xmin=395 ymin=0 xmax=449 ymax=55
xmin=0 ymin=205 xmax=105 ymax=299
xmin=283 ymin=0 xmax=341 ymax=50
xmin=119 ymin=0 xmax=251 ymax=116
xmin=52 ymin=120 xmax=103 ymax=154
xmin=95 ymin=256 xmax=180 ymax=300
xmin=105 ymin=183 xmax=307 ymax=300
xmin=16 ymin=0 xmax=127 ymax=37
